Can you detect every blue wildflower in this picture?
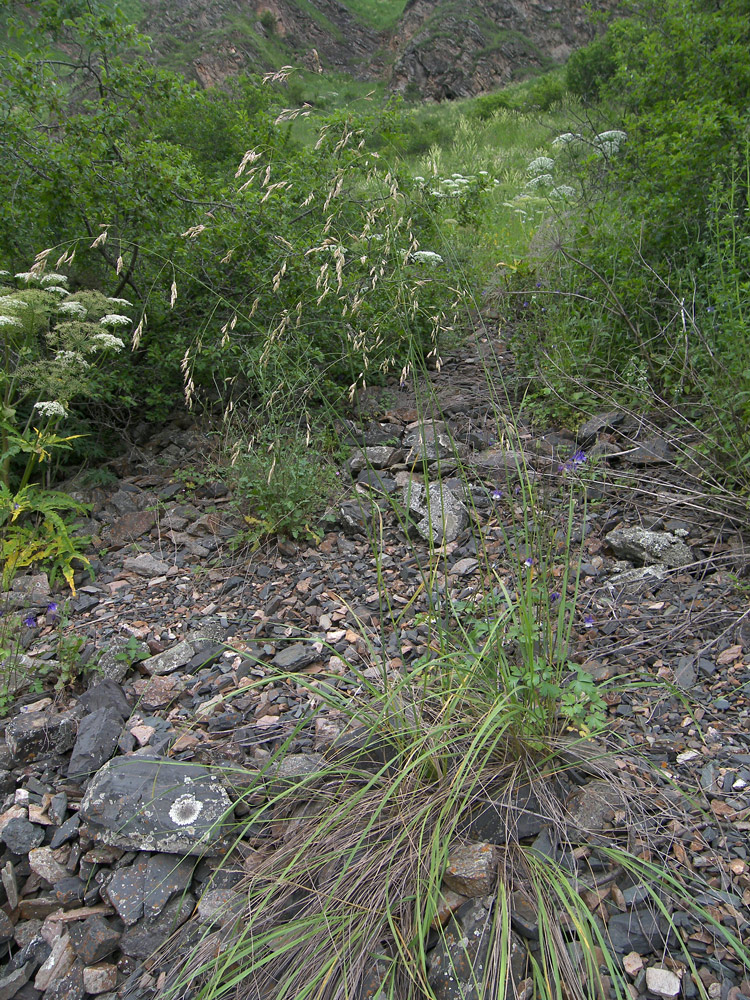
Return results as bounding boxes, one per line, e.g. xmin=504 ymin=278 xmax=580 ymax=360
xmin=491 ymin=488 xmax=503 ymax=500
xmin=23 ymin=615 xmax=36 ymax=628
xmin=583 ymin=614 xmax=595 ymax=628
xmin=550 ymin=591 xmax=561 ymax=603
xmin=523 ymin=557 xmax=534 ymax=568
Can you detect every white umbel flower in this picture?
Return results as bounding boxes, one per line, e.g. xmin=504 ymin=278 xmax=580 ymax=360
xmin=14 ymin=272 xmax=37 ymax=284
xmin=0 ymin=315 xmax=22 ymax=328
xmin=99 ymin=314 xmax=131 ymax=327
xmin=40 ymin=273 xmax=69 ymax=287
xmin=107 ymin=297 xmax=133 ymax=308
xmin=410 ymin=251 xmax=444 ymax=266
xmin=527 ymin=156 xmax=555 ymax=175
xmin=524 ymin=174 xmax=554 ymax=190
xmin=0 ymin=299 xmax=29 ymax=312
xmin=91 ymin=333 xmax=125 ymax=351
xmin=55 ymin=350 xmax=90 ymax=369
xmin=34 ymin=400 xmax=68 ymax=418
xmin=58 ymin=301 xmax=88 ymax=317
xmin=552 ymin=132 xmax=582 ymax=148
xmin=550 ymin=185 xmax=577 ymax=199
xmin=44 ymin=286 xmax=70 ymax=296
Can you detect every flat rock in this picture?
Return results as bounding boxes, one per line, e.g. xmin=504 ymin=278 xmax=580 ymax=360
xmin=578 ymin=410 xmax=624 ymax=444
xmin=403 ymin=421 xmax=454 ymax=462
xmin=469 ymin=448 xmax=527 ymax=478
xmin=96 ymin=635 xmax=149 ymax=683
xmin=6 ymin=711 xmax=78 ymax=763
xmin=105 ymin=510 xmax=156 ymax=546
xmin=607 ymin=909 xmax=668 ymax=954
xmin=402 ymin=481 xmax=468 ymax=545
xmin=122 ymin=552 xmax=170 ymax=578
xmin=565 ymin=780 xmax=623 ymax=835
xmin=77 ymin=679 xmax=131 ymax=720
xmin=271 ymin=643 xmax=320 ymax=671
xmin=79 ymin=754 xmax=233 ymax=856
xmin=67 ymin=708 xmax=123 ymax=780
xmin=140 ymin=640 xmax=196 ymax=676
xmin=118 ymin=893 xmax=195 ymax=959
xmin=464 ymin=783 xmax=552 ymax=844
xmin=645 ymin=966 xmax=682 ymax=997
xmin=443 ymin=842 xmax=496 ymax=897
xmin=67 ymin=916 xmax=121 ymax=964
xmin=1 ymin=817 xmax=44 ymax=854
xmin=604 ymin=527 xmax=692 ymax=568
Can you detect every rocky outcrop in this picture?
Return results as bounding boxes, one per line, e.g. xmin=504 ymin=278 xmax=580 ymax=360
xmin=389 ymin=0 xmax=615 ymax=100
xmin=136 ymin=0 xmax=615 ymax=98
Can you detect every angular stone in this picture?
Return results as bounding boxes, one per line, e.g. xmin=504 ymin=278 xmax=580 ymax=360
xmin=77 ymin=679 xmax=131 ymax=720
xmin=0 ymin=909 xmax=12 ymax=944
xmin=82 ymin=962 xmax=117 ymax=995
xmin=140 ymin=639 xmax=196 ymax=676
xmin=67 ymin=709 xmax=123 ymax=780
xmin=68 ymin=916 xmax=121 ymax=965
xmin=79 ymin=754 xmax=233 ymax=856
xmin=34 ymin=933 xmax=75 ymax=990
xmin=44 ymin=960 xmax=84 ymax=1000
xmin=402 ymin=481 xmax=468 ymax=545
xmin=0 ymin=966 xmax=31 ymax=1000
xmin=607 ymin=909 xmax=667 ymax=954
xmin=403 ymin=421 xmax=454 ymax=462
xmin=604 ymin=527 xmax=692 ymax=568
xmin=96 ymin=636 xmax=149 ymax=684
xmin=122 ymin=552 xmax=170 ymax=577
xmin=105 ymin=856 xmax=148 ymax=924
xmin=105 ymin=510 xmax=156 ymax=547
xmin=271 ymin=643 xmax=319 ymax=672
xmin=645 ymin=966 xmax=681 ymax=997
xmin=348 ymin=447 xmax=398 ymax=472
xmin=449 ymin=557 xmax=478 ymax=576
xmin=196 ymin=888 xmax=244 ymax=927
xmin=53 ymin=876 xmax=86 ymax=908
xmin=443 ymin=842 xmax=496 ymax=897
xmin=1 ymin=816 xmax=44 ymax=853
xmin=131 ymin=672 xmax=187 ymax=710
xmin=144 ymin=854 xmax=195 ymax=919
xmin=578 ymin=411 xmax=624 ymax=444
xmin=119 ymin=893 xmax=195 ymax=959
xmin=463 ymin=784 xmax=552 ymax=844
xmin=269 ymin=754 xmax=326 ymax=803
xmin=565 ymin=780 xmax=623 ymax=835
xmin=427 ymin=897 xmax=526 ymax=1000
xmin=470 ymin=447 xmax=527 ymax=479
xmin=6 ymin=711 xmax=78 ymax=763
xmin=356 ymin=469 xmax=397 ymax=495
xmin=28 ymin=846 xmax=69 ymax=884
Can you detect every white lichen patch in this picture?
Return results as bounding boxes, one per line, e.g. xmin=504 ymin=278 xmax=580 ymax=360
xmin=169 ymin=793 xmax=204 ymax=827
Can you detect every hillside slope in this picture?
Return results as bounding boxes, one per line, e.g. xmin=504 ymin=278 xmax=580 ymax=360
xmin=133 ymin=0 xmax=613 ymax=94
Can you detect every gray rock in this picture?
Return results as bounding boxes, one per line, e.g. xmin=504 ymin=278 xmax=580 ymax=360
xmin=362 ymin=421 xmax=402 ymax=446
xmin=105 ymin=856 xmax=149 ymax=924
xmin=402 ymin=481 xmax=468 ymax=545
xmin=578 ymin=411 xmax=624 ymax=444
xmin=269 ymin=753 xmax=326 ymax=803
xmin=44 ymin=960 xmax=84 ymax=1000
xmin=356 ymin=469 xmax=397 ymax=495
xmin=196 ymin=888 xmax=244 ymax=927
xmin=621 ymin=437 xmax=673 ymax=465
xmin=604 ymin=527 xmax=692 ymax=568
xmin=565 ymin=780 xmax=623 ymax=836
xmin=122 ymin=552 xmax=170 ymax=577
xmin=105 ymin=510 xmax=156 ymax=547
xmin=140 ymin=640 xmax=196 ymax=676
xmin=144 ymin=854 xmax=195 ymax=919
xmin=119 ymin=892 xmax=195 ymax=959
xmin=427 ymin=897 xmax=526 ymax=1000
xmin=67 ymin=709 xmax=123 ymax=780
xmin=271 ymin=643 xmax=320 ymax=672
xmin=0 ymin=965 xmax=32 ymax=1000
xmin=607 ymin=909 xmax=668 ymax=954
xmin=96 ymin=635 xmax=149 ymax=683
xmin=6 ymin=711 xmax=78 ymax=763
xmin=77 ymin=679 xmax=131 ymax=720
xmin=403 ymin=421 xmax=454 ymax=462
xmin=79 ymin=754 xmax=233 ymax=856
xmin=67 ymin=916 xmax=121 ymax=964
xmin=348 ymin=447 xmax=398 ymax=472
xmin=469 ymin=447 xmax=527 ymax=480
xmin=1 ymin=816 xmax=44 ymax=854
xmin=464 ymin=784 xmax=552 ymax=844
